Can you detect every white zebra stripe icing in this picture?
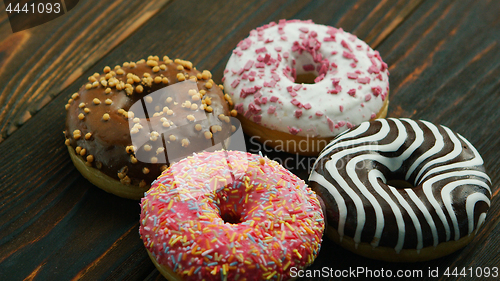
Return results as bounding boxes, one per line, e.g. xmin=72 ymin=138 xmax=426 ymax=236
xmin=309 ymin=172 xmax=347 ymax=240
xmin=309 ymin=118 xmax=492 ymax=252
xmin=368 ymin=170 xmax=405 ymax=252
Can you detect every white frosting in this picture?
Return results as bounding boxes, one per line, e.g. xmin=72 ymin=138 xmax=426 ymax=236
xmin=223 ymin=19 xmax=389 ymax=137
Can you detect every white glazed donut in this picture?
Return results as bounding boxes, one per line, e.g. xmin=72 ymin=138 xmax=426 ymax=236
xmin=223 ymin=19 xmax=389 ymax=155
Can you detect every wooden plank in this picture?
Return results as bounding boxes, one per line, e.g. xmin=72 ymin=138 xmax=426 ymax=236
xmin=0 ymin=0 xmax=172 ymax=143
xmin=1 ymin=0 xmax=499 ymax=280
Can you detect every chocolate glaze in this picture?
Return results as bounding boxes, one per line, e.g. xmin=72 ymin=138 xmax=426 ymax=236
xmin=64 ymin=56 xmax=234 ymax=189
xmin=309 ymin=118 xmax=492 ymax=252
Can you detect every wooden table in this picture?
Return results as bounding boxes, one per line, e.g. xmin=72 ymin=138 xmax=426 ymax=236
xmin=1 ymin=0 xmax=499 ymax=280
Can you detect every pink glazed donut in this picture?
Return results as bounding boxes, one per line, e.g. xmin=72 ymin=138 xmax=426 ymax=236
xmin=223 ymin=19 xmax=390 ymax=155
xmin=140 ymin=150 xmax=325 ymax=281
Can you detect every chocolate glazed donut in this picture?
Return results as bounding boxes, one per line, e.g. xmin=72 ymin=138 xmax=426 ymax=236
xmin=64 ymin=56 xmax=236 ymax=199
xmin=309 ymin=118 xmax=492 ymax=262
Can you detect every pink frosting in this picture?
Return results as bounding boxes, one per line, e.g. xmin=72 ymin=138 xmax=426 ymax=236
xmin=140 ymin=151 xmax=325 ymax=281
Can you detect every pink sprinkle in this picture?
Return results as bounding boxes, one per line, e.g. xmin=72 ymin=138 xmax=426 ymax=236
xmin=293 ymin=84 xmax=302 ymax=91
xmin=332 ymin=78 xmax=341 ymax=85
xmin=350 ymin=63 xmax=357 ymax=68
xmin=357 ymin=77 xmax=371 ymax=84
xmin=270 ymin=96 xmax=279 ymax=102
xmin=367 ymin=65 xmax=380 ymax=74
xmin=371 ymin=113 xmax=377 ymax=119
xmin=346 ymin=122 xmax=353 ymax=129
xmin=303 ymin=103 xmax=312 ymax=110
xmin=271 ymin=73 xmax=280 ymax=81
xmin=264 ymin=38 xmax=274 ymax=44
xmin=327 ymin=117 xmax=334 ymax=132
xmin=365 ymin=94 xmax=372 ymax=101
xmin=371 ymin=86 xmax=382 ymax=96
xmin=347 ymin=89 xmax=356 ymax=96
xmin=268 ymin=105 xmax=276 ymax=114
xmin=339 ymin=105 xmax=344 ymax=112
xmin=288 ymin=127 xmax=302 ymax=135
xmin=290 ymin=99 xmax=301 ymax=107
xmin=310 ymin=31 xmax=318 ymax=37
xmin=299 ymin=27 xmax=309 ymax=33
xmin=341 ymin=40 xmax=353 ymax=52
xmin=324 ymin=37 xmax=336 ymax=42
xmin=331 ymin=62 xmax=338 ymax=68
xmin=263 ymin=54 xmax=271 ymax=63
xmin=319 ymin=64 xmax=328 ymax=76
xmin=235 ymin=103 xmax=244 ymax=114
xmin=328 ymin=84 xmax=342 ymax=94
xmin=315 ymin=111 xmax=323 ymax=116
xmin=280 ymin=36 xmax=287 ymax=41
xmin=253 ymin=115 xmax=262 ymax=123
xmin=248 ymin=103 xmax=261 ymax=114
xmin=230 ymin=79 xmax=240 ymax=88
xmin=244 ymin=60 xmax=254 ymax=71
xmin=343 ymin=51 xmax=356 ymax=60
xmin=240 ymin=86 xmax=257 ymax=98
xmin=255 ymin=62 xmax=266 ymax=68
xmin=283 ymin=52 xmax=289 ymax=59
xmin=314 ymin=74 xmax=325 ymax=83
xmin=263 ymin=80 xmax=276 ymax=87
xmin=381 ymin=62 xmax=388 ymax=71
xmin=347 ymin=72 xmax=358 ymax=79
xmin=261 ymin=97 xmax=268 ymax=104
xmin=286 ymin=86 xmax=293 ymax=92
xmin=255 ymin=47 xmax=267 ymax=54
xmin=295 ymin=110 xmax=303 ymax=118
xmin=254 ymin=97 xmax=261 ymax=105
xmin=331 ymin=51 xmax=338 ymax=55
xmin=338 ymin=121 xmax=346 ymax=127
xmin=274 ymin=46 xmax=282 ymax=52
xmin=302 ymin=64 xmax=315 ymax=71
xmin=233 ymin=49 xmax=243 ymax=56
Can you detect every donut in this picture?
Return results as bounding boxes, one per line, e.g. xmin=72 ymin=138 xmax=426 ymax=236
xmin=223 ymin=19 xmax=389 ymax=155
xmin=309 ymin=118 xmax=492 ymax=262
xmin=64 ymin=55 xmax=236 ymax=199
xmin=140 ymin=150 xmax=325 ymax=281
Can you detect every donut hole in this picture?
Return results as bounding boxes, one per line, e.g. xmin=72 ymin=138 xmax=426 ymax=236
xmin=294 ymin=72 xmax=318 ymax=84
xmin=216 ymin=188 xmax=245 ymax=225
xmin=221 ymin=211 xmax=243 ymax=224
xmin=288 ymin=53 xmax=326 ymax=84
xmin=386 ymin=179 xmax=414 ymax=189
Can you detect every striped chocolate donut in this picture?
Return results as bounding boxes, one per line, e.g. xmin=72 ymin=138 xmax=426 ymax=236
xmin=309 ymin=118 xmax=492 ymax=261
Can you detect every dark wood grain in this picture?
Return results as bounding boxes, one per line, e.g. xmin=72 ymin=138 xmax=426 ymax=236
xmin=0 ymin=0 xmax=172 ymax=143
xmin=0 ymin=0 xmax=499 ymax=280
